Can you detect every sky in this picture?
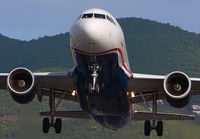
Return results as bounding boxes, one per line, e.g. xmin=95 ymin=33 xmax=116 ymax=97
xmin=0 ymin=0 xmax=200 ymax=40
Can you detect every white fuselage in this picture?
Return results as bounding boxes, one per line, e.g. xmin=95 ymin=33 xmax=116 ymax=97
xmin=70 ymin=8 xmax=132 ymax=77
xmin=69 ymin=8 xmax=133 ymax=129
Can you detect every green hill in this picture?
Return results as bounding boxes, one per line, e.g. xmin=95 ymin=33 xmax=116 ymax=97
xmin=0 ymin=33 xmax=72 ymax=72
xmin=1 ymin=17 xmax=200 ymax=138
xmin=1 ymin=17 xmax=200 ymax=77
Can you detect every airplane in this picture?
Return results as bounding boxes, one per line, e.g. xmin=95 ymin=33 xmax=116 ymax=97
xmin=0 ymin=8 xmax=199 ymax=136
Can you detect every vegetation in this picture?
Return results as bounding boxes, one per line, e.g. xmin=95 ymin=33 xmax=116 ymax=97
xmin=0 ymin=89 xmax=200 ymax=139
xmin=1 ymin=17 xmax=200 ymax=77
xmin=1 ymin=17 xmax=200 ymax=138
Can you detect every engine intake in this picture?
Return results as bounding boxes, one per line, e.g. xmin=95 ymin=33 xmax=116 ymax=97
xmin=7 ymin=67 xmax=36 ymax=104
xmin=163 ymin=71 xmax=191 ymax=108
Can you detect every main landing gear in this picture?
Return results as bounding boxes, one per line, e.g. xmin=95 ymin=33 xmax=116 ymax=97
xmin=43 ymin=117 xmax=62 ymax=134
xmin=144 ymin=120 xmax=163 ymax=136
xmin=42 ymin=89 xmax=62 ymax=134
xmin=143 ymin=93 xmax=163 ymax=136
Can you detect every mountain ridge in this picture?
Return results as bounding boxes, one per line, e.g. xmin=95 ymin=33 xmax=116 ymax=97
xmin=1 ymin=17 xmax=200 ymax=76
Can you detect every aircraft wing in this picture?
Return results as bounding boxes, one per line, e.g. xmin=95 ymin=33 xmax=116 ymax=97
xmin=132 ymin=111 xmax=195 ymax=120
xmin=128 ymin=73 xmax=200 ymax=104
xmin=0 ymin=73 xmax=7 ymax=89
xmin=0 ymin=71 xmax=78 ymax=102
xmin=40 ymin=111 xmax=91 ymax=119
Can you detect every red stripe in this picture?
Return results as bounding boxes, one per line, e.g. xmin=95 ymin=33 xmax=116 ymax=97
xmin=131 ymin=104 xmax=134 ymax=114
xmin=72 ymin=47 xmax=132 ymax=75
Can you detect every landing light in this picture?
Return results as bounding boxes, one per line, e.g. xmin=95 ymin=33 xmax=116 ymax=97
xmin=72 ymin=90 xmax=76 ymax=96
xmin=131 ymin=91 xmax=135 ymax=98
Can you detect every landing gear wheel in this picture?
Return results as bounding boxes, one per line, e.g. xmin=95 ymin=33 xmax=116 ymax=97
xmin=54 ymin=118 xmax=62 ymax=134
xmin=156 ymin=121 xmax=163 ymax=136
xmin=95 ymin=84 xmax=100 ymax=93
xmin=43 ymin=117 xmax=50 ymax=133
xmin=144 ymin=120 xmax=151 ymax=136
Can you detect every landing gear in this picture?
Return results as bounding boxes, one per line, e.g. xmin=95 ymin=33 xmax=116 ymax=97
xmin=144 ymin=120 xmax=163 ymax=136
xmin=42 ymin=117 xmax=62 ymax=134
xmin=143 ymin=93 xmax=163 ymax=136
xmin=43 ymin=118 xmax=50 ymax=133
xmin=89 ymin=64 xmax=100 ymax=93
xmin=156 ymin=121 xmax=163 ymax=136
xmin=42 ymin=89 xmax=63 ymax=134
xmin=54 ymin=118 xmax=62 ymax=134
xmin=144 ymin=120 xmax=151 ymax=136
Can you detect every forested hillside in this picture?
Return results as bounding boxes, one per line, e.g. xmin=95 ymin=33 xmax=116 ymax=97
xmin=1 ymin=17 xmax=200 ymax=77
xmin=0 ymin=33 xmax=72 ymax=72
xmin=1 ymin=17 xmax=200 ymax=138
xmin=118 ymin=18 xmax=200 ymax=76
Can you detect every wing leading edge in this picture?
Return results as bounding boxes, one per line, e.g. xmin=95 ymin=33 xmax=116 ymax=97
xmin=40 ymin=111 xmax=91 ymax=119
xmin=132 ymin=111 xmax=195 ymax=121
xmin=0 ymin=71 xmax=78 ymax=102
xmin=128 ymin=72 xmax=200 ymax=104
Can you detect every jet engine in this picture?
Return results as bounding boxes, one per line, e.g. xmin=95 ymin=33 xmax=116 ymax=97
xmin=7 ymin=68 xmax=36 ymax=104
xmin=163 ymin=71 xmax=191 ymax=108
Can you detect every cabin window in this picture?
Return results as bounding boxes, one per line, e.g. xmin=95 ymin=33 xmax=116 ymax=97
xmin=82 ymin=13 xmax=93 ymax=18
xmin=106 ymin=15 xmax=116 ymax=25
xmin=94 ymin=14 xmax=106 ymax=19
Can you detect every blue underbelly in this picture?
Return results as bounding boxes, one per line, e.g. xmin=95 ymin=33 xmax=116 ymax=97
xmin=88 ymin=96 xmax=131 ymax=129
xmin=75 ymin=52 xmax=130 ymax=129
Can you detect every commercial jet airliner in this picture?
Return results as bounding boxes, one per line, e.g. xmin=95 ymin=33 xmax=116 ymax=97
xmin=0 ymin=8 xmax=200 ymax=136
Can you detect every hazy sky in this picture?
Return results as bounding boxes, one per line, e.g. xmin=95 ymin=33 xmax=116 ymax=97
xmin=0 ymin=0 xmax=199 ymax=40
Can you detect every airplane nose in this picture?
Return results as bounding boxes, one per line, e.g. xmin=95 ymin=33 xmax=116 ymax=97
xmin=70 ymin=19 xmax=113 ymax=53
xmin=79 ymin=21 xmax=98 ymax=44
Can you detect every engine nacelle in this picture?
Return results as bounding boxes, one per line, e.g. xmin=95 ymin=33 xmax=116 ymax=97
xmin=7 ymin=67 xmax=36 ymax=104
xmin=163 ymin=71 xmax=191 ymax=108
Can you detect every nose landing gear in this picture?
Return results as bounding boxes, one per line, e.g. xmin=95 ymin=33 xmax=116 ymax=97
xmin=89 ymin=64 xmax=101 ymax=93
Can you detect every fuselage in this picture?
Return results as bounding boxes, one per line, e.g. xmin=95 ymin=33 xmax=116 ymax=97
xmin=70 ymin=8 xmax=133 ymax=129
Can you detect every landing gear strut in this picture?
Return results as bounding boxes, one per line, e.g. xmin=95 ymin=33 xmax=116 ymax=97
xmin=144 ymin=93 xmax=163 ymax=136
xmin=42 ymin=89 xmax=62 ymax=134
xmin=89 ymin=64 xmax=100 ymax=93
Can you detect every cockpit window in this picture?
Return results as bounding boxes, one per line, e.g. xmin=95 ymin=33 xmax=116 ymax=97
xmin=94 ymin=13 xmax=106 ymax=19
xmin=82 ymin=13 xmax=93 ymax=18
xmin=106 ymin=15 xmax=116 ymax=25
xmin=76 ymin=15 xmax=82 ymax=21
